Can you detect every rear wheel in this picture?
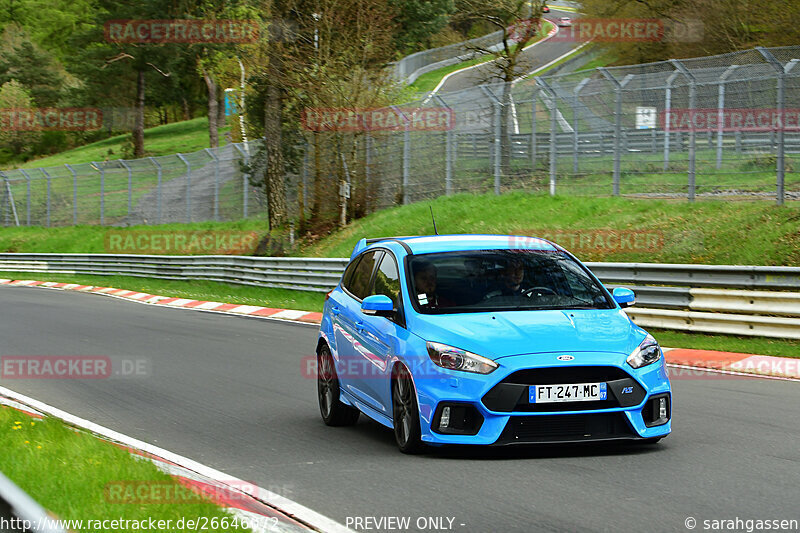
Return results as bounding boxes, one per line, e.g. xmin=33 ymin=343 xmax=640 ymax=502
xmin=391 ymin=365 xmax=424 ymax=454
xmin=317 ymin=345 xmax=359 ymax=426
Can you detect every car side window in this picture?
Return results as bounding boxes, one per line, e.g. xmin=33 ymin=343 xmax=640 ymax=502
xmin=346 ymin=251 xmax=380 ymax=300
xmin=341 ymin=256 xmax=362 ymax=290
xmin=372 ymin=252 xmax=401 ymax=307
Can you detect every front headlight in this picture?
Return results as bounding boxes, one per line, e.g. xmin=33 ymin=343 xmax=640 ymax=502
xmin=626 ymin=334 xmax=662 ymax=369
xmin=426 ymin=342 xmax=498 ymax=374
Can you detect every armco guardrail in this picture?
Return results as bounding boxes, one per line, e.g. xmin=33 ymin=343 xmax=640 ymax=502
xmin=0 ymin=470 xmax=68 ymax=533
xmin=1 ymin=254 xmax=799 ymax=338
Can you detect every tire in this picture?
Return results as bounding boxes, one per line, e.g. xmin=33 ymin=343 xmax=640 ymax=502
xmin=391 ymin=365 xmax=425 ymax=454
xmin=317 ymin=345 xmax=359 ymax=426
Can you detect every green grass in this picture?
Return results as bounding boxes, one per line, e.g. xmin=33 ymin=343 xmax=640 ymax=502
xmin=300 ymin=192 xmax=800 ymax=265
xmin=408 ymin=22 xmax=554 ymax=93
xmin=653 ymin=328 xmax=800 ymax=359
xmin=0 ymin=271 xmax=326 ymax=312
xmin=0 ymin=407 xmax=250 ymax=533
xmin=10 ymin=117 xmax=228 ymax=170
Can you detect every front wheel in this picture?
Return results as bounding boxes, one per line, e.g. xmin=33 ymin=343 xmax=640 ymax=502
xmin=391 ymin=365 xmax=425 ymax=454
xmin=317 ymin=345 xmax=359 ymax=426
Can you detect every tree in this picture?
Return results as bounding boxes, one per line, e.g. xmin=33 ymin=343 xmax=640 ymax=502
xmin=454 ymin=0 xmax=549 ymax=176
xmin=0 ymin=79 xmax=40 ymax=155
xmin=389 ymin=0 xmax=454 ymax=54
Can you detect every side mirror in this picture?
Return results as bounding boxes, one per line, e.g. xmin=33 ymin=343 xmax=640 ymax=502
xmin=612 ymin=287 xmax=636 ymax=308
xmin=361 ymin=295 xmax=395 ymax=317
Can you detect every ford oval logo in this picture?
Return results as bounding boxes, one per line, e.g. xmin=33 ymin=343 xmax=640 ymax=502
xmin=557 ymin=355 xmax=575 ymax=361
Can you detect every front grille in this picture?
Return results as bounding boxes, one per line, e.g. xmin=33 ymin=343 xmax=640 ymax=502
xmin=501 ymin=366 xmax=631 ymax=385
xmin=494 ymin=412 xmax=636 ymax=444
xmin=482 ymin=366 xmax=645 ymax=413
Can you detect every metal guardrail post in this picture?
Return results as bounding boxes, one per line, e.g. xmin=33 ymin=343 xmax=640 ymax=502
xmin=758 ymin=48 xmax=799 ymax=206
xmin=663 ymin=71 xmax=679 ymax=171
xmin=670 ymin=60 xmax=697 ymax=202
xmin=390 ymin=106 xmax=411 ymax=204
xmin=65 ymin=164 xmax=77 ymax=225
xmin=120 ymin=159 xmax=133 ymax=216
xmin=481 ymin=86 xmax=502 ymax=195
xmin=19 ymin=169 xmax=31 ymax=226
xmin=531 ymin=84 xmax=538 ymax=170
xmin=204 ymin=148 xmax=220 ymax=221
xmin=433 ymin=95 xmax=454 ymax=195
xmin=148 ymin=157 xmax=162 ymax=224
xmin=716 ymin=65 xmax=739 ymax=170
xmin=572 ymin=78 xmax=590 ymax=174
xmin=40 ymin=169 xmax=51 ymax=227
xmin=91 ymin=162 xmax=105 ymax=225
xmin=534 ymin=78 xmax=558 ymax=196
xmin=176 ymin=153 xmax=191 ymax=223
xmin=599 ymin=69 xmax=634 ymax=197
xmin=232 ymin=143 xmax=251 ymax=219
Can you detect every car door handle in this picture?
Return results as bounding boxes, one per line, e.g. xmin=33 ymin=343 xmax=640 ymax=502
xmin=355 ymin=321 xmax=364 ymax=331
xmin=331 ymin=306 xmax=340 ymax=315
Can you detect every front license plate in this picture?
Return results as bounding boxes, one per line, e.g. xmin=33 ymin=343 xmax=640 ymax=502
xmin=529 ymin=382 xmax=607 ymax=403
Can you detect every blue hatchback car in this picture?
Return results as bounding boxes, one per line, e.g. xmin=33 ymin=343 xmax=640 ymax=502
xmin=316 ymin=235 xmax=671 ymax=453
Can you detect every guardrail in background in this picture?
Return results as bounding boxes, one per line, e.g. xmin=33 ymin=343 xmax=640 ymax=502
xmin=1 ymin=254 xmax=799 ymax=339
xmin=0 ymin=470 xmax=68 ymax=533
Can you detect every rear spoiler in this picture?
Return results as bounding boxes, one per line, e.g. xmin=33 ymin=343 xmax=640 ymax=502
xmin=350 ymin=237 xmax=415 ymax=260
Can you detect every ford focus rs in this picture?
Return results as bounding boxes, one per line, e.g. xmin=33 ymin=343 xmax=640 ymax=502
xmin=316 ymin=235 xmax=671 ymax=453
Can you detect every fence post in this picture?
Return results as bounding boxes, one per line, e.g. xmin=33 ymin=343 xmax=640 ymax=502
xmin=670 ymin=60 xmax=697 ymax=201
xmin=481 ymin=86 xmax=502 ymax=195
xmin=232 ymin=142 xmax=253 ymax=219
xmin=176 ymin=153 xmax=191 ymax=222
xmin=65 ymin=164 xmax=77 ymax=225
xmin=303 ymin=141 xmax=311 ymax=216
xmin=20 ymin=169 xmax=31 ymax=225
xmin=120 ymin=159 xmax=132 ymax=217
xmin=390 ymin=106 xmax=411 ymax=204
xmin=40 ymin=169 xmax=51 ymax=227
xmin=758 ymin=48 xmax=798 ymax=206
xmin=716 ymin=65 xmax=739 ymax=170
xmin=204 ymin=148 xmax=220 ymax=221
xmin=531 ymin=84 xmax=538 ymax=169
xmin=599 ymin=68 xmax=633 ymax=196
xmin=573 ymin=78 xmax=590 ymax=174
xmin=434 ymin=95 xmax=453 ymax=195
xmin=91 ymin=162 xmax=105 ymax=225
xmin=535 ymin=78 xmax=558 ymax=196
xmin=148 ymin=157 xmax=162 ymax=225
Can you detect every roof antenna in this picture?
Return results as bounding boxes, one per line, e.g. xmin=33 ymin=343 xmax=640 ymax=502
xmin=429 ymin=206 xmax=439 ymax=235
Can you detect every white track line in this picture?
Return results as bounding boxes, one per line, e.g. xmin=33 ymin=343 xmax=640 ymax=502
xmin=0 ymin=386 xmax=353 ymax=533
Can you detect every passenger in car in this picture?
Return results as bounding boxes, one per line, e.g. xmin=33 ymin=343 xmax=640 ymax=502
xmin=412 ymin=260 xmax=454 ymax=309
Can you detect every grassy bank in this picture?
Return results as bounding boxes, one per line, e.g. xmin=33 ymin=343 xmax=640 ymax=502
xmin=9 ymin=117 xmax=228 ymax=170
xmin=300 ymin=193 xmax=800 ymax=265
xmin=0 ymin=407 xmax=249 ymax=532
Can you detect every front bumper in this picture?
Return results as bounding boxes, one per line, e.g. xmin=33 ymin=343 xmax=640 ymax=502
xmin=413 ymin=351 xmax=672 ymax=446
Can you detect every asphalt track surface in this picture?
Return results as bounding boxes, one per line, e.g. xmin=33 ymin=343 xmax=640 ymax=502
xmin=438 ymin=9 xmax=584 ymax=94
xmin=2 ymin=286 xmax=799 ymax=533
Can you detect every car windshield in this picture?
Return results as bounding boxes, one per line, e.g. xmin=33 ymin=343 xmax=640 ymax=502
xmin=408 ymin=249 xmax=614 ymax=313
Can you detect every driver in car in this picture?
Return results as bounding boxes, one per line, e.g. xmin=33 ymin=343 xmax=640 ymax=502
xmin=484 ymin=258 xmax=527 ymax=298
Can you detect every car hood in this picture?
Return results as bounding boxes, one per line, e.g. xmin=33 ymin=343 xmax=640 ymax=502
xmin=409 ymin=308 xmax=645 ymax=360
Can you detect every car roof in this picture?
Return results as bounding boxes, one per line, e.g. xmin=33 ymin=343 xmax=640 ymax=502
xmin=354 ymin=234 xmax=561 ymax=258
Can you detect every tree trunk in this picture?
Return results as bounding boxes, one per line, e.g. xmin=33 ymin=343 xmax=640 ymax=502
xmin=182 ymin=97 xmax=191 ymax=121
xmin=133 ymin=69 xmax=145 ymax=158
xmin=264 ymin=51 xmax=287 ymax=229
xmin=217 ymin=89 xmax=226 ymax=133
xmin=312 ymin=131 xmax=322 ymax=222
xmin=203 ymin=69 xmax=219 ymax=148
